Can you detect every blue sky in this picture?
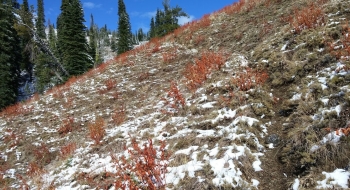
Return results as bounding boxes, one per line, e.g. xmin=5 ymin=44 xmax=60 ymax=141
xmin=20 ymin=0 xmax=236 ymax=32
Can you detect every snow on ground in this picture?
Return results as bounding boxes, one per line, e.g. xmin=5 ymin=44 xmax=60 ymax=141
xmin=5 ymin=53 xmax=348 ymax=189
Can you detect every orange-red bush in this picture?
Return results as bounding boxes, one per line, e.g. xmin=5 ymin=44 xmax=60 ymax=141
xmin=334 ymin=24 xmax=350 ymax=60
xmin=3 ymin=129 xmax=22 ymax=148
xmin=99 ymin=79 xmax=117 ymax=94
xmin=162 ymin=81 xmax=185 ymax=114
xmin=58 ymin=117 xmax=75 ymax=135
xmin=27 ymin=162 xmax=45 ymax=177
xmin=112 ymin=105 xmax=126 ymax=125
xmin=32 ymin=143 xmax=52 ymax=165
xmin=60 ymin=142 xmax=77 ymax=158
xmin=112 ymin=139 xmax=170 ymax=190
xmin=288 ymin=2 xmax=325 ymax=34
xmin=218 ymin=0 xmax=246 ymax=15
xmin=162 ymin=48 xmax=177 ymax=63
xmin=88 ymin=117 xmax=106 ymax=145
xmin=231 ymin=67 xmax=269 ymax=91
xmin=184 ymin=52 xmax=226 ymax=91
xmin=0 ymin=102 xmax=33 ymax=119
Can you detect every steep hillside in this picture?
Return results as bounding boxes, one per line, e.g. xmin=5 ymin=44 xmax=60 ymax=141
xmin=1 ymin=0 xmax=350 ymax=189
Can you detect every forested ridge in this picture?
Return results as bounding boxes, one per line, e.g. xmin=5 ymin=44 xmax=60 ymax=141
xmin=0 ymin=0 xmax=186 ymax=110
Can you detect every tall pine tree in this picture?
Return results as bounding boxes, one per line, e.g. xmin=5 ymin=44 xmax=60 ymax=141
xmin=117 ymin=0 xmax=132 ymax=55
xmin=150 ymin=0 xmax=188 ymax=38
xmin=35 ymin=0 xmax=52 ymax=93
xmin=57 ymin=0 xmax=93 ymax=78
xmin=149 ymin=17 xmax=156 ymax=39
xmin=0 ymin=0 xmax=21 ymax=109
xmin=88 ymin=14 xmax=97 ymax=65
xmin=36 ymin=0 xmax=46 ymax=39
xmin=15 ymin=0 xmax=34 ymax=81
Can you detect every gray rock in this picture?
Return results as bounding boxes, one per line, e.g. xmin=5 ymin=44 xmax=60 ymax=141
xmin=265 ymin=134 xmax=280 ymax=146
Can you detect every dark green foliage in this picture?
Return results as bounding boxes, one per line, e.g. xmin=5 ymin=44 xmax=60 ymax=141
xmin=22 ymin=0 xmax=29 ymax=12
xmin=48 ymin=20 xmax=58 ymax=56
xmin=35 ymin=54 xmax=54 ymax=93
xmin=36 ymin=0 xmax=46 ymax=39
xmin=117 ymin=0 xmax=132 ymax=55
xmin=88 ymin=14 xmax=97 ymax=65
xmin=149 ymin=17 xmax=156 ymax=39
xmin=0 ymin=1 xmax=21 ymax=109
xmin=132 ymin=28 xmax=147 ymax=44
xmin=15 ymin=0 xmax=35 ymax=80
xmin=57 ymin=0 xmax=93 ymax=78
xmin=149 ymin=0 xmax=188 ymax=38
xmin=35 ymin=20 xmax=58 ymax=93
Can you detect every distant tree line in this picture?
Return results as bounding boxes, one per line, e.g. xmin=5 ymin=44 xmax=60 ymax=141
xmin=0 ymin=0 xmax=187 ymax=110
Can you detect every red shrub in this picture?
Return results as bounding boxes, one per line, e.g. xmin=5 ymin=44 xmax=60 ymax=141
xmin=112 ymin=139 xmax=170 ymax=190
xmin=99 ymin=79 xmax=117 ymax=94
xmin=60 ymin=142 xmax=77 ymax=158
xmin=138 ymin=72 xmax=150 ymax=82
xmin=64 ymin=76 xmax=79 ymax=89
xmin=1 ymin=102 xmax=33 ymax=119
xmin=112 ymin=105 xmax=126 ymax=125
xmin=27 ymin=162 xmax=45 ymax=177
xmin=88 ymin=117 xmax=106 ymax=145
xmin=289 ymin=2 xmax=325 ymax=34
xmin=198 ymin=14 xmax=211 ymax=28
xmin=32 ymin=143 xmax=52 ymax=165
xmin=95 ymin=62 xmax=109 ymax=74
xmin=150 ymin=38 xmax=161 ymax=53
xmin=338 ymin=25 xmax=350 ymax=59
xmin=58 ymin=117 xmax=75 ymax=135
xmin=3 ymin=129 xmax=22 ymax=148
xmin=194 ymin=35 xmax=205 ymax=45
xmin=184 ymin=52 xmax=226 ymax=91
xmin=231 ymin=67 xmax=269 ymax=91
xmin=162 ymin=48 xmax=177 ymax=63
xmin=218 ymin=0 xmax=246 ymax=15
xmin=162 ymin=81 xmax=185 ymax=114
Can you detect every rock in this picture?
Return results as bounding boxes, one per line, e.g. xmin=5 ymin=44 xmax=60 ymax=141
xmin=265 ymin=134 xmax=280 ymax=146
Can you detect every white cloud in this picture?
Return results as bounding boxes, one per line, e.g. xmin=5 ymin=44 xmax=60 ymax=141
xmin=178 ymin=15 xmax=195 ymax=25
xmin=83 ymin=2 xmax=102 ymax=9
xmin=141 ymin=11 xmax=157 ymax=19
xmin=106 ymin=7 xmax=114 ymax=14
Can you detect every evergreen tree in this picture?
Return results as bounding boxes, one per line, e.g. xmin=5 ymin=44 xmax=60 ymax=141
xmin=36 ymin=0 xmax=46 ymax=39
xmin=35 ymin=20 xmax=57 ymax=93
xmin=57 ymin=0 xmax=93 ymax=78
xmin=15 ymin=0 xmax=35 ymax=81
xmin=137 ymin=28 xmax=145 ymax=42
xmin=117 ymin=0 xmax=132 ymax=55
xmin=150 ymin=0 xmax=188 ymax=38
xmin=88 ymin=14 xmax=97 ymax=65
xmin=22 ymin=0 xmax=29 ymax=12
xmin=48 ymin=20 xmax=57 ymax=56
xmin=0 ymin=0 xmax=21 ymax=109
xmin=149 ymin=17 xmax=156 ymax=39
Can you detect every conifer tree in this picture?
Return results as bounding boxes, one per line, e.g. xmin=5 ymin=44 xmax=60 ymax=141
xmin=35 ymin=20 xmax=58 ymax=93
xmin=15 ymin=0 xmax=35 ymax=81
xmin=150 ymin=0 xmax=188 ymax=38
xmin=36 ymin=0 xmax=46 ymax=39
xmin=88 ymin=14 xmax=97 ymax=65
xmin=57 ymin=0 xmax=93 ymax=78
xmin=48 ymin=20 xmax=57 ymax=56
xmin=117 ymin=0 xmax=132 ymax=55
xmin=22 ymin=0 xmax=29 ymax=12
xmin=0 ymin=0 xmax=21 ymax=109
xmin=149 ymin=17 xmax=156 ymax=39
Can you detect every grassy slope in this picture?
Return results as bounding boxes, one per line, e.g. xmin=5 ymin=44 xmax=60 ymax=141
xmin=1 ymin=0 xmax=350 ymax=189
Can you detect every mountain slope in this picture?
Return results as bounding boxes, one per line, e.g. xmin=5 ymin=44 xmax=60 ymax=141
xmin=1 ymin=0 xmax=350 ymax=189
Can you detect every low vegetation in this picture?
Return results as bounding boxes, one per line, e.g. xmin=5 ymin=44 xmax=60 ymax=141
xmin=1 ymin=0 xmax=350 ymax=189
